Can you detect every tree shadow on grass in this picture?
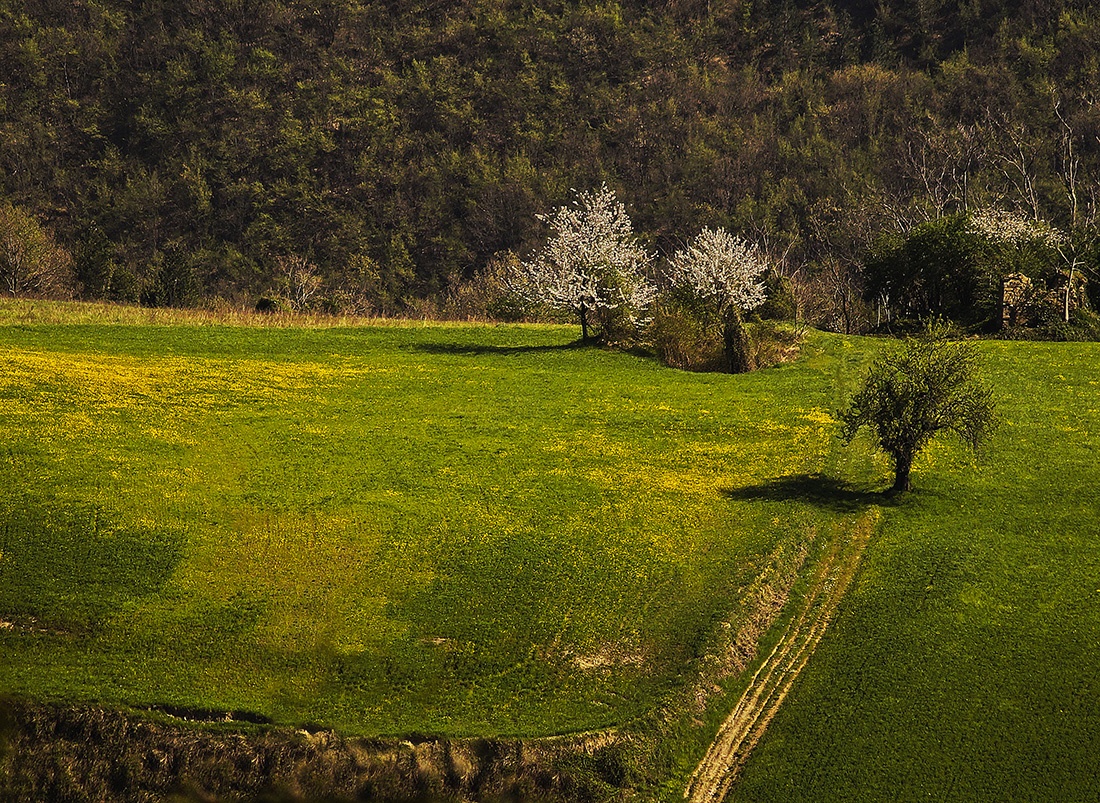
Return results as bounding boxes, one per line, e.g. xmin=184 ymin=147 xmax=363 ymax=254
xmin=410 ymin=340 xmax=588 ymax=357
xmin=720 ymin=473 xmax=891 ymax=513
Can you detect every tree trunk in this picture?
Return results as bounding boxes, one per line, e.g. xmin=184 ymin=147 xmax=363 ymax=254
xmin=579 ymin=303 xmax=589 ymax=344
xmin=1065 ymin=262 xmax=1075 ymax=323
xmin=890 ymin=451 xmax=913 ymax=495
xmin=722 ymin=308 xmax=752 ymax=374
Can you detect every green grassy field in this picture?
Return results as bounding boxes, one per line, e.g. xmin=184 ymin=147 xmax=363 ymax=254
xmin=2 ymin=303 xmax=1098 ymax=800
xmin=0 ymin=305 xmax=856 ymax=747
xmin=732 ymin=340 xmax=1100 ymax=801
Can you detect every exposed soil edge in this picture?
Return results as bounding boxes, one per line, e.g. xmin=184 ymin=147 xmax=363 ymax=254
xmin=685 ymin=507 xmax=881 ymax=803
xmin=0 ymin=696 xmax=628 ymax=802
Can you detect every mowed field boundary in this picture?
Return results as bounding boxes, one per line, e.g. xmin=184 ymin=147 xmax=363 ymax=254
xmin=686 ymin=507 xmax=881 ymax=802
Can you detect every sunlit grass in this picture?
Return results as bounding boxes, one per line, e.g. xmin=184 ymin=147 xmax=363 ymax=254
xmin=732 ymin=339 xmax=1100 ymax=801
xmin=11 ymin=302 xmax=1092 ymax=797
xmin=0 ymin=306 xmax=856 ymax=739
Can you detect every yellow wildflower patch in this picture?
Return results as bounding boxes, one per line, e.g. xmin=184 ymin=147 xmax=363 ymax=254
xmin=801 ymin=407 xmax=837 ymax=426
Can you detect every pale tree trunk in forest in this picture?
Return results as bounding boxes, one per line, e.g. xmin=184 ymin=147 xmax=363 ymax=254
xmin=1065 ymin=260 xmax=1076 ymax=323
xmin=991 ymin=113 xmax=1044 ymax=222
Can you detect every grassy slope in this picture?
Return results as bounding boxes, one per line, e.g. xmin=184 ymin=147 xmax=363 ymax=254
xmin=6 ymin=307 xmax=1095 ymax=798
xmin=732 ymin=339 xmax=1100 ymax=801
xmin=0 ymin=312 xmax=852 ymax=741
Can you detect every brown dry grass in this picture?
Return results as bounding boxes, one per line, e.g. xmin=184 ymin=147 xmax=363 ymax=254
xmin=0 ymin=697 xmax=629 ymax=802
xmin=0 ymin=297 xmax=548 ymax=329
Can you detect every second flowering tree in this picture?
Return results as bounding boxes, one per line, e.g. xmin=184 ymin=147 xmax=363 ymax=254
xmin=665 ymin=227 xmax=769 ymax=373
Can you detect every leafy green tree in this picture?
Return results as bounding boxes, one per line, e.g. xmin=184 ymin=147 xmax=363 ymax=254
xmin=142 ymin=247 xmax=201 ymax=308
xmin=863 ymin=215 xmax=982 ymax=326
xmin=74 ymin=225 xmax=118 ymax=300
xmin=2 ymin=0 xmax=1100 ymax=313
xmin=841 ymin=325 xmax=997 ymax=494
xmin=864 ymin=211 xmax=1070 ymax=330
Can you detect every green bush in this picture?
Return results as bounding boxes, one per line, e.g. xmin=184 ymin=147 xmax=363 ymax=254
xmin=863 ymin=212 xmax=1068 ymax=332
xmin=142 ymin=249 xmax=202 ymax=308
xmin=863 ymin=215 xmax=990 ymax=327
xmin=254 ymin=296 xmax=291 ymax=314
xmin=106 ymin=266 xmax=141 ymax=303
xmin=1040 ymin=307 xmax=1100 ymax=341
xmin=647 ymin=303 xmax=724 ymax=371
xmin=755 ymin=271 xmax=798 ymax=321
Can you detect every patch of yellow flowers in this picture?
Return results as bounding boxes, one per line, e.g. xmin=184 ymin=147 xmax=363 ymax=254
xmin=0 ymin=347 xmax=379 ymax=442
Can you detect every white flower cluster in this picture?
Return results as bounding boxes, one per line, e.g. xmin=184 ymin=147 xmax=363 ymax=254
xmin=967 ymin=209 xmax=1067 ymax=249
xmin=510 ymin=189 xmax=773 ymax=341
xmin=666 ymin=226 xmax=768 ymax=315
xmin=517 ymin=184 xmax=655 ymax=318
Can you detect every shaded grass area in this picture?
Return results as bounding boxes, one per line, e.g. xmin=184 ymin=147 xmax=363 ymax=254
xmin=0 ymin=497 xmax=183 ymax=630
xmin=0 ymin=313 xmax=855 ymax=742
xmin=721 ymin=474 xmax=885 ymax=514
xmin=732 ymin=339 xmax=1100 ymax=801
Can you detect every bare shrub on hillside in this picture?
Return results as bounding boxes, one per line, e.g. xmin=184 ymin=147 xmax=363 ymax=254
xmin=796 ymin=258 xmax=874 ymax=333
xmin=0 ymin=203 xmax=76 ymax=299
xmin=649 ymin=303 xmax=724 ymax=372
xmin=275 ymin=255 xmax=323 ymax=311
xmin=438 ymin=251 xmax=546 ymax=322
xmin=747 ymin=321 xmax=807 ymax=368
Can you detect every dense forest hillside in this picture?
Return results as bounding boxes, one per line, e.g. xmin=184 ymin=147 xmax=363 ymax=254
xmin=2 ymin=0 xmax=1099 ymax=318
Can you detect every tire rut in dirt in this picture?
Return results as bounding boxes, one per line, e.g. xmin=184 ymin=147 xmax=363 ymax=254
xmin=685 ymin=508 xmax=879 ymax=803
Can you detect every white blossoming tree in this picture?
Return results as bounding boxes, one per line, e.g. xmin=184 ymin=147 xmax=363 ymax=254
xmin=665 ymin=227 xmax=769 ymax=373
xmin=512 ymin=184 xmax=655 ymax=344
xmin=966 ymin=208 xmax=1067 ymax=251
xmin=967 ymin=209 xmax=1080 ymax=323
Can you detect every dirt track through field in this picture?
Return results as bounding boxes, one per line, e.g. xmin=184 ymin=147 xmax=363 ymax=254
xmin=685 ymin=508 xmax=880 ymax=803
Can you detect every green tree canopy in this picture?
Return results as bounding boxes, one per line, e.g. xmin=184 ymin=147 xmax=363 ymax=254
xmin=2 ymin=1 xmax=1100 ymax=312
xmin=841 ymin=325 xmax=997 ymax=494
